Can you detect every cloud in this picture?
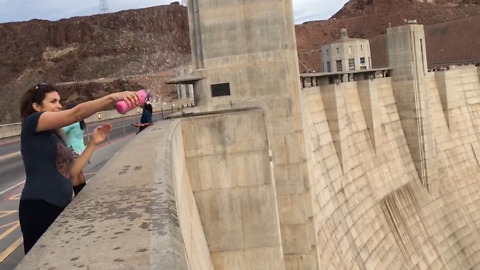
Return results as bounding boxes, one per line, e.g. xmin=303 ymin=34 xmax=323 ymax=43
xmin=293 ymin=0 xmax=348 ymax=23
xmin=111 ymin=0 xmax=171 ymax=12
xmin=0 ymin=0 xmax=96 ymax=22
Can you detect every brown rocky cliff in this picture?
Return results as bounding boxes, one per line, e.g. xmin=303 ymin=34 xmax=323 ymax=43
xmin=0 ymin=4 xmax=190 ymax=123
xmin=332 ymin=0 xmax=480 ymax=19
xmin=296 ymin=3 xmax=480 ymax=72
xmin=0 ymin=4 xmax=190 ymax=76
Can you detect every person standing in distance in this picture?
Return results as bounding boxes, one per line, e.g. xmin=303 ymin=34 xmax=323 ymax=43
xmin=18 ymin=82 xmax=139 ymax=254
xmin=132 ymin=103 xmax=153 ymax=134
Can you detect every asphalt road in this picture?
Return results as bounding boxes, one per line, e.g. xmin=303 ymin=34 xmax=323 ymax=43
xmin=0 ymin=112 xmax=166 ymax=269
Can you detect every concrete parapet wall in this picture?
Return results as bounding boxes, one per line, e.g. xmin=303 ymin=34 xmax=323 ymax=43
xmin=16 ymin=118 xmax=212 ymax=270
xmin=0 ymin=123 xmax=21 ymax=139
xmin=170 ymin=119 xmax=215 ymax=270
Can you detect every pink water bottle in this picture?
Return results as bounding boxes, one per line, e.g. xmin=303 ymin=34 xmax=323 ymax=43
xmin=116 ymin=89 xmax=150 ymax=114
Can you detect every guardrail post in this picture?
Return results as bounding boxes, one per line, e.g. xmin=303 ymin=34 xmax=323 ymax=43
xmin=107 ymin=121 xmax=110 ymax=144
xmin=85 ymin=124 xmax=90 ymax=143
xmin=122 ymin=114 xmax=126 ymax=136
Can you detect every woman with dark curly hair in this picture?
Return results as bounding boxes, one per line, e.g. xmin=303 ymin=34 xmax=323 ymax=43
xmin=18 ymin=82 xmax=139 ymax=254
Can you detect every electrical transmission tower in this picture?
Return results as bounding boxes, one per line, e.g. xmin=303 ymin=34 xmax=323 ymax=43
xmin=99 ymin=0 xmax=109 ymax=14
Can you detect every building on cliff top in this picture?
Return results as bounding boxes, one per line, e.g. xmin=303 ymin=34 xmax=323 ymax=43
xmin=321 ymin=28 xmax=372 ymax=73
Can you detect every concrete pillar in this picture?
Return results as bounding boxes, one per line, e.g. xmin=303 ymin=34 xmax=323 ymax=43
xmin=186 ymin=0 xmax=315 ymax=268
xmin=177 ymin=85 xmax=182 ymax=99
xmin=187 ymin=0 xmax=204 ymax=71
xmin=180 ymin=84 xmax=187 ymax=98
xmin=174 ymin=65 xmax=194 ymax=100
xmin=387 ymin=24 xmax=437 ymax=190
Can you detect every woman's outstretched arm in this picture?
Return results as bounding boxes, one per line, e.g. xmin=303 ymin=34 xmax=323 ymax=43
xmin=37 ymin=91 xmax=139 ymax=132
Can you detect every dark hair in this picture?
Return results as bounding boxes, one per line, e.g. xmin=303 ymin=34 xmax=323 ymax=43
xmin=144 ymin=103 xmax=153 ymax=114
xmin=19 ymin=83 xmax=58 ymax=123
xmin=65 ymin=100 xmax=86 ymax=130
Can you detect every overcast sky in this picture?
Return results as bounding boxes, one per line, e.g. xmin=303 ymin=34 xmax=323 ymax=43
xmin=0 ymin=0 xmax=349 ymax=24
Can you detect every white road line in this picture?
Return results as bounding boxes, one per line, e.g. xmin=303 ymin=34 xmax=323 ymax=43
xmin=0 ymin=151 xmax=21 ymax=162
xmin=0 ymin=181 xmax=25 ymax=196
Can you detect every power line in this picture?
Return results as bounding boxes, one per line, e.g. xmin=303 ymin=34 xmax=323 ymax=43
xmin=99 ymin=0 xmax=109 ymax=14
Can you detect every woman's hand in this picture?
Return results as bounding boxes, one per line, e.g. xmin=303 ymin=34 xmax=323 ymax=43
xmin=91 ymin=123 xmax=112 ymax=145
xmin=71 ymin=123 xmax=111 ymax=178
xmin=111 ymin=91 xmax=139 ymax=107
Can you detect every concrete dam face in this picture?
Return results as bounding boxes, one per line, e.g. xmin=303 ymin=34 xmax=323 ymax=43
xmin=15 ymin=1 xmax=480 ymax=270
xmin=301 ymin=64 xmax=480 ymax=269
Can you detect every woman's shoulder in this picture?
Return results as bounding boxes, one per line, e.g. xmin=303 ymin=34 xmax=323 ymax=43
xmin=23 ymin=112 xmax=43 ymax=129
xmin=21 ymin=112 xmax=46 ymax=139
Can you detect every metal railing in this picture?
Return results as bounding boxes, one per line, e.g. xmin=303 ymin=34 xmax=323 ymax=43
xmin=0 ymin=99 xmax=194 ymax=141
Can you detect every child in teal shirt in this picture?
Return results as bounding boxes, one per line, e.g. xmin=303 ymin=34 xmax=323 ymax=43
xmin=61 ymin=101 xmax=87 ymax=195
